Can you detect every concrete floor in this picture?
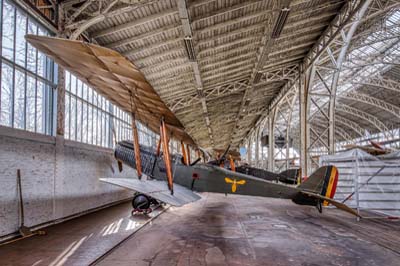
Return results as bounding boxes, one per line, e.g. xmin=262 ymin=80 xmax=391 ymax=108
xmin=0 ymin=193 xmax=399 ymax=266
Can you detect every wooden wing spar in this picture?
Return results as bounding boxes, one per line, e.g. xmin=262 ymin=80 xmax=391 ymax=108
xmin=25 ymin=35 xmax=195 ymax=145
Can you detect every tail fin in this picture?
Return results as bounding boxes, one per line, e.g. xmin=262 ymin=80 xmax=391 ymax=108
xmin=298 ymin=166 xmax=338 ymax=204
xmin=278 ymin=168 xmax=301 ymax=184
xmin=296 ymin=166 xmax=360 ymax=217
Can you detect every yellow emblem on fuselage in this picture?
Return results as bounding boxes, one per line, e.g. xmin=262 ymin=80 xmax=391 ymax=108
xmin=224 ymin=177 xmax=246 ymax=192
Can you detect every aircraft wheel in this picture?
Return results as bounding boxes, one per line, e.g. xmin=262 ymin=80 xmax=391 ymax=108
xmin=132 ymin=194 xmax=151 ymax=210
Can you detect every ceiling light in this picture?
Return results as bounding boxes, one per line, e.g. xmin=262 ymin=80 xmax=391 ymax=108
xmin=271 ymin=7 xmax=290 ymax=39
xmin=254 ymin=72 xmax=262 ymax=83
xmin=184 ymin=36 xmax=196 ymax=61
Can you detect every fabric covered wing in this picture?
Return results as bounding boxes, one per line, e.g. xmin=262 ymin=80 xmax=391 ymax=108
xmin=100 ymin=178 xmax=201 ymax=207
xmin=25 ymin=35 xmax=195 ymax=145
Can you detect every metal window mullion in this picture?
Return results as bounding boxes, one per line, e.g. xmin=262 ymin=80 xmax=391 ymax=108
xmin=44 ymin=55 xmax=47 ymax=133
xmin=93 ymin=91 xmax=98 ymax=145
xmin=86 ymin=95 xmax=88 ymax=144
xmin=46 ymin=55 xmax=54 ymax=135
xmin=0 ymin=56 xmax=56 ymax=87
xmin=95 ymin=99 xmax=98 ymax=145
xmin=93 ymin=96 xmax=96 ymax=145
xmin=0 ymin=0 xmax=3 ymax=119
xmin=105 ymin=102 xmax=108 ymax=147
xmin=80 ymin=83 xmax=83 ymax=142
xmin=68 ymin=76 xmax=71 ymax=139
xmin=91 ymin=90 xmax=93 ymax=144
xmin=11 ymin=6 xmax=16 ymax=127
xmin=99 ymin=97 xmax=103 ymax=146
xmin=34 ymin=39 xmax=38 ymax=133
xmin=102 ymin=99 xmax=105 ymax=147
xmin=117 ymin=108 xmax=120 ymax=141
xmin=23 ymin=14 xmax=28 ymax=130
xmin=74 ymin=77 xmax=77 ymax=141
xmin=108 ymin=103 xmax=112 ymax=147
xmin=44 ymin=83 xmax=49 ymax=134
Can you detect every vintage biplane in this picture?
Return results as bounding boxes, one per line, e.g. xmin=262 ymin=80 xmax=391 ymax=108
xmin=205 ymin=146 xmax=300 ymax=185
xmin=26 ymin=35 xmax=360 ymax=218
xmin=344 ymin=140 xmax=398 ymax=156
xmin=235 ymin=164 xmax=301 ymax=185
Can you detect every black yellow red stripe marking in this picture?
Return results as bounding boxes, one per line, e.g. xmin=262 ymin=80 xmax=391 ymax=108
xmin=320 ymin=165 xmax=332 ymax=197
xmin=323 ymin=166 xmax=339 ymax=206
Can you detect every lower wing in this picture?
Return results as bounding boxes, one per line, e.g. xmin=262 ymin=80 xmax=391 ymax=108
xmin=100 ymin=178 xmax=201 ymax=207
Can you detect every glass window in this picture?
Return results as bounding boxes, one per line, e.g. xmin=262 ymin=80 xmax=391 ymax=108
xmin=26 ymin=19 xmax=37 ymax=72
xmin=13 ymin=69 xmax=25 ymax=129
xmin=2 ymin=0 xmax=15 ymax=61
xmin=15 ymin=10 xmax=27 ymax=67
xmin=64 ymin=71 xmax=157 ymax=148
xmin=0 ymin=0 xmax=56 ymax=135
xmin=26 ymin=76 xmax=35 ymax=131
xmin=0 ymin=63 xmax=13 ymax=127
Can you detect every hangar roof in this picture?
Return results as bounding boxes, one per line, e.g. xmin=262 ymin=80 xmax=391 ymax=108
xmin=62 ymin=0 xmax=400 ymax=150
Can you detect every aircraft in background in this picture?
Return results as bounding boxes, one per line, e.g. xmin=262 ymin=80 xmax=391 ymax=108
xmin=26 ymin=35 xmax=360 ymax=219
xmin=206 ymin=145 xmax=301 ymax=185
xmin=235 ymin=165 xmax=301 ymax=185
xmin=344 ymin=140 xmax=398 ymax=156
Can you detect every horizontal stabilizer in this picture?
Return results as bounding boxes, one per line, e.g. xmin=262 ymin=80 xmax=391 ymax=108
xmin=301 ymin=191 xmax=361 ymax=218
xmin=100 ymin=178 xmax=201 ymax=207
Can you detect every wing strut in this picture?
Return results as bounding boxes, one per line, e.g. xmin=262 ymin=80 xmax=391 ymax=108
xmin=181 ymin=141 xmax=189 ymax=165
xmin=160 ymin=117 xmax=174 ymax=195
xmin=229 ymin=155 xmax=236 ymax=172
xmin=186 ymin=145 xmax=191 ymax=165
xmin=129 ymin=91 xmax=143 ymax=179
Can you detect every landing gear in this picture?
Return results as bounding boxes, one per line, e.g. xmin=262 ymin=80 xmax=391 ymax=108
xmin=131 ymin=193 xmax=159 ymax=215
xmin=316 ymin=200 xmax=323 ymax=213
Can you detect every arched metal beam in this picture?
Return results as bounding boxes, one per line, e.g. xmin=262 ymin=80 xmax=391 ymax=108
xmin=313 ymin=113 xmax=365 ymax=139
xmin=306 ymin=0 xmax=373 ymax=156
xmin=349 ymin=76 xmax=400 ymax=94
xmin=339 ymin=91 xmax=400 ymax=119
xmin=275 ymin=87 xmax=298 ymax=170
xmin=311 ymin=119 xmax=354 ymax=144
xmin=334 ymin=115 xmax=365 ymax=138
xmin=68 ymin=0 xmax=120 ymax=40
xmin=336 ymin=104 xmax=392 ymax=138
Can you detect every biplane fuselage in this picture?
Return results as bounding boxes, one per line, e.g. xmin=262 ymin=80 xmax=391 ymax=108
xmin=152 ymin=159 xmax=299 ymax=200
xmin=100 ymin=142 xmax=359 ymax=218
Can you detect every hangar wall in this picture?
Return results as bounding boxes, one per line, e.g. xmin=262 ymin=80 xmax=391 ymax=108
xmin=0 ymin=126 xmax=134 ymax=238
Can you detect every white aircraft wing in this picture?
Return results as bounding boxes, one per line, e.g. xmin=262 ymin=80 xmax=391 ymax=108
xmin=100 ymin=178 xmax=201 ymax=207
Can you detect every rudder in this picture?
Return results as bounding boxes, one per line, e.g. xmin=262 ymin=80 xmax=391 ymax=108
xmin=298 ymin=165 xmax=338 ymax=205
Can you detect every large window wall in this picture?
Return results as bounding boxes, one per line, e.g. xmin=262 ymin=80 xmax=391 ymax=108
xmin=64 ymin=71 xmax=157 ymax=148
xmin=0 ymin=0 xmax=159 ymax=149
xmin=0 ymin=0 xmax=56 ymax=135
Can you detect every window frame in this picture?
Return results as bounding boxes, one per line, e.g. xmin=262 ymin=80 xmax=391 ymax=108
xmin=64 ymin=71 xmax=158 ymax=149
xmin=0 ymin=0 xmax=57 ymax=135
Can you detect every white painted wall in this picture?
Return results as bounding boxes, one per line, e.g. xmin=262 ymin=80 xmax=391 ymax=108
xmin=0 ymin=126 xmax=134 ymax=238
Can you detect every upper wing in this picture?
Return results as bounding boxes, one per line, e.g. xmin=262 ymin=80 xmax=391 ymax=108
xmin=25 ymin=35 xmax=195 ymax=145
xmin=100 ymin=178 xmax=201 ymax=207
xmin=301 ymin=191 xmax=361 ymax=218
